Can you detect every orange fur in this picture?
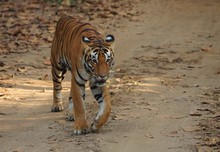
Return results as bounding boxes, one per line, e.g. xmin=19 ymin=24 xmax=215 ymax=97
xmin=51 ymin=16 xmax=115 ymax=135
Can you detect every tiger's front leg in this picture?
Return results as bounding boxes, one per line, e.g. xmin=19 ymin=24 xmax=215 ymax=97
xmin=71 ymin=78 xmax=89 ymax=135
xmin=68 ymin=82 xmax=86 ymax=121
xmin=90 ymin=85 xmax=111 ymax=132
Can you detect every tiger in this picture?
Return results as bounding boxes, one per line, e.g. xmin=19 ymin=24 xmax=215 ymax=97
xmin=50 ymin=16 xmax=115 ymax=135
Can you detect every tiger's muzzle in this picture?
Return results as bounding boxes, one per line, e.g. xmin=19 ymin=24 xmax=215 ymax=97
xmin=95 ymin=75 xmax=108 ymax=85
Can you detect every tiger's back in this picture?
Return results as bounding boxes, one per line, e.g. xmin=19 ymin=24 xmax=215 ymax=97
xmin=51 ymin=16 xmax=101 ymax=67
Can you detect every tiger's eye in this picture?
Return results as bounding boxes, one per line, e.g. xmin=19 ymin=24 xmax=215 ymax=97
xmin=92 ymin=58 xmax=97 ymax=64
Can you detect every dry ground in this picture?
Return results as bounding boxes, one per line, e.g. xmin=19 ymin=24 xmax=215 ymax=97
xmin=0 ymin=0 xmax=220 ymax=152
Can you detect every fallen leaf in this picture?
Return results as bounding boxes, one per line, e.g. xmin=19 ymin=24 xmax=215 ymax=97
xmin=187 ymin=65 xmax=195 ymax=68
xmin=190 ymin=111 xmax=202 ymax=116
xmin=6 ymin=28 xmax=22 ymax=36
xmin=61 ymin=0 xmax=71 ymax=6
xmin=206 ymin=137 xmax=220 ymax=147
xmin=6 ymin=17 xmax=16 ymax=27
xmin=43 ymin=59 xmax=51 ymax=66
xmin=201 ymin=45 xmax=212 ymax=52
xmin=97 ymin=13 xmax=110 ymax=18
xmin=182 ymin=126 xmax=200 ymax=132
xmin=8 ymin=41 xmax=18 ymax=50
xmin=0 ymin=112 xmax=7 ymax=115
xmin=17 ymin=67 xmax=27 ymax=73
xmin=197 ymin=108 xmax=214 ymax=113
xmin=0 ymin=61 xmax=5 ymax=67
xmin=145 ymin=133 xmax=154 ymax=138
xmin=129 ymin=16 xmax=140 ymax=21
xmin=28 ymin=3 xmax=41 ymax=9
xmin=172 ymin=57 xmax=183 ymax=63
xmin=137 ymin=32 xmax=145 ymax=35
xmin=39 ymin=74 xmax=49 ymax=80
xmin=0 ymin=66 xmax=11 ymax=72
xmin=161 ymin=130 xmax=179 ymax=137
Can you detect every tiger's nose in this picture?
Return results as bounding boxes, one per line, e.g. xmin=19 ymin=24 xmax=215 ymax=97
xmin=98 ymin=75 xmax=107 ymax=80
xmin=99 ymin=75 xmax=107 ymax=79
xmin=97 ymin=75 xmax=107 ymax=82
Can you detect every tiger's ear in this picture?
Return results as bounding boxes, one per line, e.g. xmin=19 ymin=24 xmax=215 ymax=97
xmin=105 ymin=34 xmax=115 ymax=48
xmin=105 ymin=35 xmax=115 ymax=43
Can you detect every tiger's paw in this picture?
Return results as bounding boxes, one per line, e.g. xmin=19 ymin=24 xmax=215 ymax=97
xmin=51 ymin=103 xmax=64 ymax=112
xmin=73 ymin=127 xmax=90 ymax=135
xmin=68 ymin=113 xmax=74 ymax=121
xmin=90 ymin=121 xmax=100 ymax=133
xmin=73 ymin=119 xmax=90 ymax=135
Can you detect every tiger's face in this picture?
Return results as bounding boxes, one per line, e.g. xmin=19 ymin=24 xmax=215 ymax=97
xmin=83 ymin=35 xmax=115 ymax=85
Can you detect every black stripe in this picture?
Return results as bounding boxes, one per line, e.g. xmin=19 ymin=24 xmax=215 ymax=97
xmin=62 ymin=69 xmax=67 ymax=80
xmin=82 ymin=94 xmax=85 ymax=100
xmin=79 ymin=28 xmax=99 ymax=36
xmin=54 ymin=86 xmax=62 ymax=91
xmin=54 ymin=64 xmax=65 ymax=71
xmin=76 ymin=66 xmax=87 ymax=82
xmin=70 ymin=24 xmax=81 ymax=41
xmin=90 ymin=85 xmax=98 ymax=90
xmin=52 ymin=68 xmax=66 ymax=81
xmin=94 ymin=94 xmax=102 ymax=101
xmin=82 ymin=49 xmax=85 ymax=56
xmin=62 ymin=56 xmax=71 ymax=70
xmin=84 ymin=63 xmax=91 ymax=73
xmin=74 ymin=77 xmax=85 ymax=87
xmin=53 ymin=71 xmax=62 ymax=79
xmin=60 ymin=56 xmax=71 ymax=71
xmin=65 ymin=20 xmax=79 ymax=41
xmin=98 ymin=100 xmax=103 ymax=104
xmin=68 ymin=66 xmax=72 ymax=71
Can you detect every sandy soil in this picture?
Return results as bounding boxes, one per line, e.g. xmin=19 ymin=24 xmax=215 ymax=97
xmin=0 ymin=0 xmax=220 ymax=152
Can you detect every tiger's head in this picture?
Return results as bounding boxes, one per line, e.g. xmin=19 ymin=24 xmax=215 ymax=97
xmin=82 ymin=34 xmax=115 ymax=86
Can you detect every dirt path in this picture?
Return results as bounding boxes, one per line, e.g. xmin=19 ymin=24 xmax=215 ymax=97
xmin=0 ymin=0 xmax=220 ymax=152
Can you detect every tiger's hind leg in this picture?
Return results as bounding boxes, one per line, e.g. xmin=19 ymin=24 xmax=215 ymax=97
xmin=51 ymin=64 xmax=67 ymax=112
